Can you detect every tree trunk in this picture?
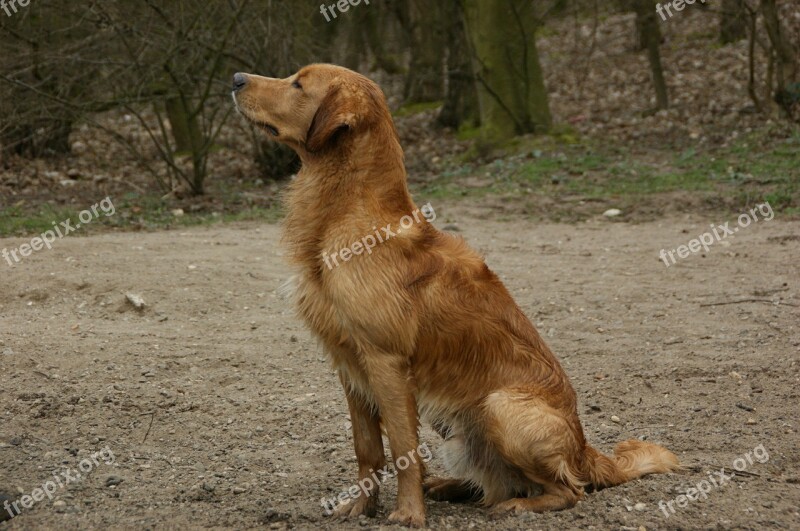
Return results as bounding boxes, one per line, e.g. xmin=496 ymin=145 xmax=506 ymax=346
xmin=438 ymin=1 xmax=479 ymax=129
xmin=616 ymin=0 xmax=658 ymax=51
xmin=165 ymin=96 xmax=202 ymax=154
xmin=339 ymin=8 xmax=367 ymax=71
xmin=403 ymin=0 xmax=445 ymax=103
xmin=634 ymin=1 xmax=660 ymax=51
xmin=363 ymin=2 xmax=404 ymax=74
xmin=760 ymin=0 xmax=798 ymax=117
xmin=463 ymin=0 xmax=552 ymax=142
xmin=634 ymin=0 xmax=669 ymax=110
xmin=720 ymin=0 xmax=747 ymax=44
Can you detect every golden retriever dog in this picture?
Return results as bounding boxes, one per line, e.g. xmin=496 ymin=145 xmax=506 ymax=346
xmin=232 ymin=64 xmax=679 ymax=527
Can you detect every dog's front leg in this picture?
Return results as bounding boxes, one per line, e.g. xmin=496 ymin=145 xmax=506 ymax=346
xmin=333 ymin=379 xmax=385 ymax=519
xmin=363 ymin=352 xmax=425 ymax=528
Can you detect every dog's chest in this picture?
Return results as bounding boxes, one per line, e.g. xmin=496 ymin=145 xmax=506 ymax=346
xmin=294 ymin=275 xmax=348 ymax=345
xmin=292 ymin=273 xmax=377 ymax=397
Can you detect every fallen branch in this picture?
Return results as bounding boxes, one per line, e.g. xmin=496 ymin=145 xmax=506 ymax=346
xmin=700 ymin=299 xmax=798 ymax=307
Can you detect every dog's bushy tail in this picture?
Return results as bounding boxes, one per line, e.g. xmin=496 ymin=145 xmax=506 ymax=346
xmin=584 ymin=440 xmax=680 ymax=489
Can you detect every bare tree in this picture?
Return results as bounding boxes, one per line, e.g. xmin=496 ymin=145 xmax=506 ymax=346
xmin=0 ymin=1 xmax=105 ymax=158
xmin=403 ymin=0 xmax=446 ymax=103
xmin=463 ymin=0 xmax=552 ymax=142
xmin=760 ymin=0 xmax=799 ymax=118
xmin=634 ymin=0 xmax=669 ymax=110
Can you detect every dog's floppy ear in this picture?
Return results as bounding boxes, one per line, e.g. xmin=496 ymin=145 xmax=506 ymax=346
xmin=305 ymin=82 xmax=357 ymax=153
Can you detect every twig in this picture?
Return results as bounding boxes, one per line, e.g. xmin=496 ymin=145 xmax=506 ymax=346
xmin=684 ymin=464 xmax=762 ymax=478
xmin=732 ymin=469 xmax=762 ymax=478
xmin=161 ymin=456 xmax=175 ymax=470
xmin=753 ymin=286 xmax=790 ymax=296
xmin=142 ymin=411 xmax=156 ymax=444
xmin=700 ymin=299 xmax=798 ymax=307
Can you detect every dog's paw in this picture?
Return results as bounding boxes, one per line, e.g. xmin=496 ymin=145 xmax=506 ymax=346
xmin=423 ymin=476 xmax=447 ymax=493
xmin=489 ymin=498 xmax=528 ymax=518
xmin=424 ymin=477 xmax=479 ymax=503
xmin=388 ymin=508 xmax=426 ymax=528
xmin=332 ymin=493 xmax=378 ymax=519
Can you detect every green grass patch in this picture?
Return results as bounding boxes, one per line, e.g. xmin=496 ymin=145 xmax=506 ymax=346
xmin=415 ymin=129 xmax=800 ymax=217
xmin=0 ymin=194 xmax=283 ymax=238
xmin=2 ymin=129 xmax=796 ymax=237
xmin=456 ymin=125 xmax=482 ymax=142
xmin=0 ymin=204 xmax=82 ymax=236
xmin=393 ymin=101 xmax=442 ymax=117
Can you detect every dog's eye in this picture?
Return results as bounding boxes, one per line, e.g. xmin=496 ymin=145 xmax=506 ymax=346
xmin=292 ymin=80 xmax=302 ymax=89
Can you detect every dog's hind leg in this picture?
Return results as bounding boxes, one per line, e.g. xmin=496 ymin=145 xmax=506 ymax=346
xmin=424 ymin=477 xmax=481 ymax=502
xmin=423 ymin=422 xmax=482 ymax=502
xmin=491 ymin=482 xmax=581 ymax=514
xmin=481 ymin=389 xmax=586 ymax=514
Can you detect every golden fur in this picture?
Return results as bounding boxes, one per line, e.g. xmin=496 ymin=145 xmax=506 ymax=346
xmin=232 ymin=64 xmax=679 ymax=527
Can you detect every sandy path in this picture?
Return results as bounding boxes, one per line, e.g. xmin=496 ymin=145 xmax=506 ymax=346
xmin=1 ymin=210 xmax=798 ymax=530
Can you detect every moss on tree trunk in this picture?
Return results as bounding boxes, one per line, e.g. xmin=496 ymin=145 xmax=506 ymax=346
xmin=463 ymin=0 xmax=552 ymax=143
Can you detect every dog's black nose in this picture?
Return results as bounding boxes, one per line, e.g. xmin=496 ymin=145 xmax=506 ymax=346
xmin=232 ymin=72 xmax=248 ymax=92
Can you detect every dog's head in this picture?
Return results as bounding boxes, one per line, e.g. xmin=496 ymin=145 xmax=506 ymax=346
xmin=231 ymin=64 xmax=387 ymax=156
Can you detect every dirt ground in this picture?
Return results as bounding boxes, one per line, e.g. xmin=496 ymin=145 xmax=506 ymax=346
xmin=1 ymin=204 xmax=798 ymax=530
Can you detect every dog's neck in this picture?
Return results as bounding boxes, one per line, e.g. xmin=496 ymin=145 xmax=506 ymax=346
xmin=283 ymin=123 xmax=415 ymax=270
